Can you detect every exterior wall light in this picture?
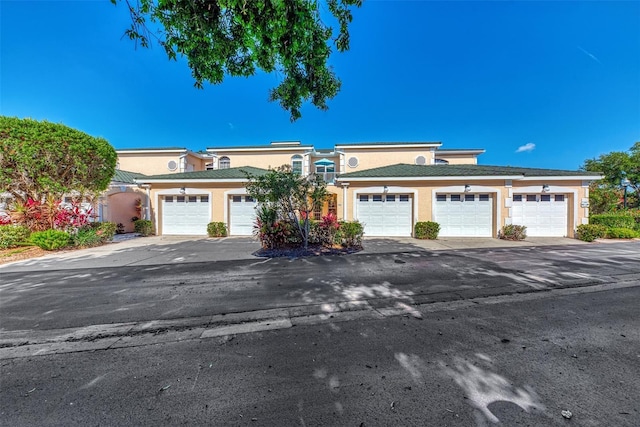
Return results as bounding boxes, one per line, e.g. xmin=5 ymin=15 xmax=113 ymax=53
xmin=180 ymin=187 xmax=186 ymax=194
xmin=464 ymin=184 xmax=471 ymax=192
xmin=383 ymin=185 xmax=389 ymax=193
xmin=542 ymin=184 xmax=550 ymax=193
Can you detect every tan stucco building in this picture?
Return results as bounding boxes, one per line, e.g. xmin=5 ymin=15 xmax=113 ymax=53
xmin=112 ymin=141 xmax=601 ymax=238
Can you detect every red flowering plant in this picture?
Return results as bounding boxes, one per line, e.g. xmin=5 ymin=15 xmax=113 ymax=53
xmin=54 ymin=201 xmax=93 ymax=232
xmin=317 ymin=212 xmax=340 ymax=247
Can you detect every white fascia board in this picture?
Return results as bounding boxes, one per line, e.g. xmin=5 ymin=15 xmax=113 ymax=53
xmin=206 ymin=146 xmax=311 ymax=153
xmin=134 ymin=178 xmax=249 ymax=184
xmin=435 ymin=150 xmax=485 ymax=155
xmin=117 ymin=149 xmax=186 ymax=154
xmin=519 ymin=175 xmax=603 ymax=181
xmin=335 ymin=143 xmax=441 ymax=150
xmin=337 ymin=175 xmax=523 ymax=182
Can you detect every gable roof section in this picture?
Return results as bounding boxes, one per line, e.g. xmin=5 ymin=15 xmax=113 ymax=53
xmin=337 ymin=164 xmax=602 ymax=181
xmin=135 ymin=166 xmax=269 ymax=183
xmin=111 ymin=169 xmax=147 ymax=184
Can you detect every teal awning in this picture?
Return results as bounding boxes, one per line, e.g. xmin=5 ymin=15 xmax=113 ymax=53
xmin=314 ymin=158 xmax=335 ymax=166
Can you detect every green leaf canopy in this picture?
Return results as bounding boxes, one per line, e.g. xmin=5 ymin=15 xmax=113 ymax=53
xmin=113 ymin=0 xmax=362 ymax=121
xmin=0 ymin=116 xmax=117 ymax=202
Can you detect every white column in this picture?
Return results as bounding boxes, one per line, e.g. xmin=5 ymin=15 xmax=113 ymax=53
xmin=342 ymin=183 xmax=349 ymax=220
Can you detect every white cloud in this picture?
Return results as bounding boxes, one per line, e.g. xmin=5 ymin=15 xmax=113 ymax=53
xmin=228 ymin=122 xmax=235 ymax=130
xmin=516 ymin=143 xmax=536 ymax=153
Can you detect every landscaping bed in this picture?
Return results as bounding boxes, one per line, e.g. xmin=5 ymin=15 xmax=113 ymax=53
xmin=0 ymin=246 xmax=48 ymax=265
xmin=253 ymin=244 xmax=362 ymax=258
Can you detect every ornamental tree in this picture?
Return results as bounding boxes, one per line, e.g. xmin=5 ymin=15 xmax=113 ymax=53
xmin=582 ymin=142 xmax=640 ymax=210
xmin=245 ymin=165 xmax=328 ymax=249
xmin=0 ymin=116 xmax=117 ymax=204
xmin=113 ymin=0 xmax=362 ymax=121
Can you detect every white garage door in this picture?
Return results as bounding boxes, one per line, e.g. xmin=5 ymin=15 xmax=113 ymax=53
xmin=434 ymin=193 xmax=493 ymax=237
xmin=162 ymin=195 xmax=210 ymax=235
xmin=356 ymin=194 xmax=412 ymax=237
xmin=229 ymin=195 xmax=257 ymax=236
xmin=512 ymin=194 xmax=567 ymax=237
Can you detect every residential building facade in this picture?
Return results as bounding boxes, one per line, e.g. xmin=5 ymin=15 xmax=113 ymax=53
xmin=113 ymin=141 xmax=600 ymax=238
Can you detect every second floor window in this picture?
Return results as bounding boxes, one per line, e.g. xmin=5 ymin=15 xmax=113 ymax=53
xmin=291 ymin=155 xmax=303 ymax=174
xmin=219 ymin=156 xmax=230 ymax=169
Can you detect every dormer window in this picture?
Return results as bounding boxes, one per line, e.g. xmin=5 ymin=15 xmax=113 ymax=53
xmin=219 ymin=156 xmax=231 ymax=169
xmin=434 ymin=159 xmax=449 ymax=165
xmin=291 ymin=155 xmax=303 ymax=175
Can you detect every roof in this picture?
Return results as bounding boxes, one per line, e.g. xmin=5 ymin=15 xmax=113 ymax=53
xmin=435 ymin=148 xmax=485 ymax=153
xmin=335 ymin=141 xmax=441 ymax=147
xmin=135 ymin=166 xmax=269 ymax=182
xmin=207 ymin=144 xmax=313 ymax=150
xmin=338 ymin=164 xmax=601 ymax=179
xmin=116 ymin=147 xmax=186 ymax=152
xmin=111 ymin=169 xmax=147 ymax=184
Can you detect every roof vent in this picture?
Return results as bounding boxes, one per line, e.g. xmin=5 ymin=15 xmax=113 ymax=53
xmin=415 ymin=155 xmax=427 ymax=165
xmin=347 ymin=157 xmax=359 ymax=168
xmin=167 ymin=160 xmax=178 ymax=171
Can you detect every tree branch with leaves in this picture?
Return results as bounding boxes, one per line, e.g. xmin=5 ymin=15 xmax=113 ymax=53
xmin=113 ymin=0 xmax=362 ymax=121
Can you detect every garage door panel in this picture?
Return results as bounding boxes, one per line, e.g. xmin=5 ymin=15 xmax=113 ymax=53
xmin=162 ymin=195 xmax=210 ymax=235
xmin=356 ymin=194 xmax=412 ymax=237
xmin=512 ymin=194 xmax=567 ymax=237
xmin=435 ymin=194 xmax=493 ymax=237
xmin=229 ymin=196 xmax=257 ymax=236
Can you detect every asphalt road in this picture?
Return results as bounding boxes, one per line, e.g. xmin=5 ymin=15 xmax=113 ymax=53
xmin=1 ymin=241 xmax=639 ymax=426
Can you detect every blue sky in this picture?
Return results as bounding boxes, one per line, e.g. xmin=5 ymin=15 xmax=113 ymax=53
xmin=1 ymin=0 xmax=639 ymax=170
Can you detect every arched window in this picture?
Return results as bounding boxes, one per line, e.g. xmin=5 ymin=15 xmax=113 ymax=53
xmin=291 ymin=155 xmax=303 ymax=175
xmin=434 ymin=158 xmax=449 ymax=165
xmin=219 ymin=156 xmax=231 ymax=169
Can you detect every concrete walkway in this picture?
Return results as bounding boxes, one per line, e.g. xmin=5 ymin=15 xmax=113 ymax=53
xmin=0 ymin=234 xmax=593 ymax=272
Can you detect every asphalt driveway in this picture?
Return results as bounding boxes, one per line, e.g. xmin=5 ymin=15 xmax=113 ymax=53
xmin=0 ymin=235 xmax=590 ymax=272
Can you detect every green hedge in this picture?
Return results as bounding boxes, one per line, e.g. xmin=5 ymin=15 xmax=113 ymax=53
xmin=606 ymin=227 xmax=638 ymax=239
xmin=133 ymin=219 xmax=154 ymax=236
xmin=0 ymin=225 xmax=31 ymax=249
xmin=414 ymin=221 xmax=440 ymax=239
xmin=207 ymin=222 xmax=227 ymax=237
xmin=30 ymin=229 xmax=71 ymax=250
xmin=590 ymin=213 xmax=636 ymax=229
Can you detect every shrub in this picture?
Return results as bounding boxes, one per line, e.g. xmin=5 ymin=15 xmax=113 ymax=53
xmin=590 ymin=213 xmax=636 ymax=229
xmin=414 ymin=221 xmax=440 ymax=239
xmin=96 ymin=222 xmax=117 ymax=241
xmin=133 ymin=219 xmax=154 ymax=236
xmin=499 ymin=224 xmax=527 ymax=241
xmin=336 ymin=221 xmax=363 ymax=248
xmin=575 ymin=224 xmax=607 ymax=242
xmin=606 ymin=227 xmax=638 ymax=239
xmin=0 ymin=225 xmax=31 ymax=249
xmin=207 ymin=222 xmax=227 ymax=237
xmin=73 ymin=227 xmax=104 ymax=248
xmin=312 ymin=213 xmax=340 ymax=247
xmin=30 ymin=229 xmax=71 ymax=250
